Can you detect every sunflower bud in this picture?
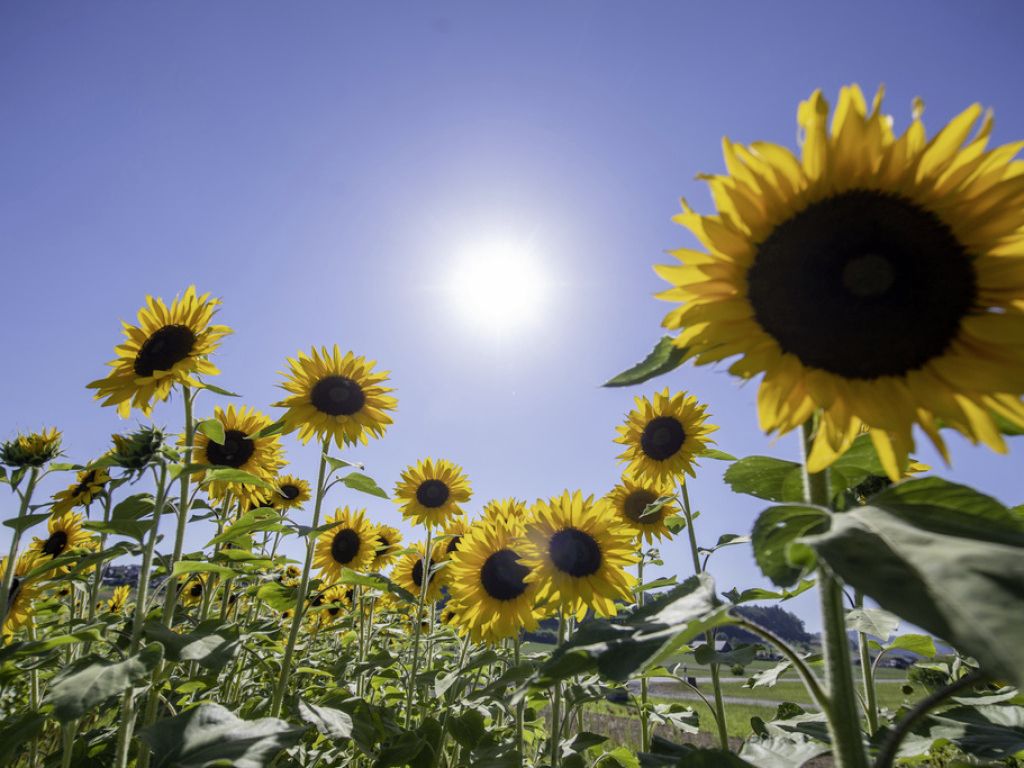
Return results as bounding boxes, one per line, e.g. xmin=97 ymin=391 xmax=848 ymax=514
xmin=110 ymin=426 xmax=165 ymax=471
xmin=0 ymin=428 xmax=62 ymax=469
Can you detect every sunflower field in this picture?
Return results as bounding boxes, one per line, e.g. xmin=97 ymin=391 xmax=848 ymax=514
xmin=2 ymin=85 xmax=1024 ymax=768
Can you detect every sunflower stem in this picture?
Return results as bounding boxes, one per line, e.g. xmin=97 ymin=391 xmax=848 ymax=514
xmin=636 ymin=548 xmax=652 ymax=752
xmin=680 ymin=482 xmax=730 ymax=751
xmin=514 ymin=636 xmax=525 ymax=763
xmin=855 ymin=591 xmax=880 ymax=735
xmin=86 ymin=493 xmax=113 ymax=628
xmin=404 ymin=525 xmax=433 ymax=728
xmin=270 ymin=434 xmax=332 ymax=718
xmin=159 ymin=384 xmax=196 ymax=629
xmin=0 ymin=467 xmax=39 ymax=628
xmin=801 ymin=420 xmax=868 ymax=768
xmin=549 ymin=612 xmax=566 ymax=768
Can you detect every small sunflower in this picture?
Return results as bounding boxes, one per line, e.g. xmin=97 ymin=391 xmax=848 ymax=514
xmin=277 ymin=565 xmax=302 ymax=587
xmin=2 ymin=552 xmax=46 ymax=636
xmin=369 ymin=524 xmax=403 ymax=571
xmin=448 ymin=521 xmax=540 ymax=644
xmin=441 ymin=518 xmax=470 ymax=560
xmin=29 ymin=510 xmax=98 ymax=566
xmin=179 ymin=574 xmax=209 ymax=607
xmin=273 ymin=345 xmax=397 ymax=449
xmin=391 ymin=543 xmax=444 ymax=603
xmin=607 ymin=475 xmax=679 ymax=544
xmin=656 ymin=85 xmax=1024 ymax=480
xmin=616 ymin=390 xmax=717 ymax=484
xmin=52 ymin=467 xmax=111 ymax=515
xmin=309 ymin=585 xmax=349 ymax=627
xmin=313 ymin=508 xmax=379 ymax=582
xmin=88 ymin=286 xmax=231 ymax=417
xmin=267 ymin=474 xmax=311 ymax=511
xmin=481 ymin=498 xmax=530 ymax=535
xmin=1 ymin=428 xmax=62 ymax=469
xmin=520 ymin=491 xmax=637 ymax=620
xmin=394 ymin=459 xmax=472 ymax=529
xmin=189 ymin=405 xmax=285 ymax=505
xmin=105 ymin=585 xmax=131 ymax=614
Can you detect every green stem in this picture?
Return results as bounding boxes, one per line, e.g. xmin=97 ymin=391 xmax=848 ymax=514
xmin=404 ymin=525 xmax=434 ymax=727
xmin=680 ymin=483 xmax=730 ymax=751
xmin=159 ymin=385 xmax=195 ymax=629
xmin=0 ymin=467 xmax=39 ymax=628
xmin=514 ymin=637 xmax=525 ymax=763
xmin=855 ymin=592 xmax=880 ymax=735
xmin=637 ymin=549 xmax=651 ymax=752
xmin=87 ymin=493 xmax=113 ymax=626
xmin=549 ymin=613 xmax=566 ymax=768
xmin=801 ymin=421 xmax=868 ymax=768
xmin=269 ymin=435 xmax=331 ymax=717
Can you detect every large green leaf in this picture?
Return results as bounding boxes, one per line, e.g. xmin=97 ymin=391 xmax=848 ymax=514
xmin=604 ymin=336 xmax=688 ymax=388
xmin=142 ymin=620 xmax=241 ymax=670
xmin=917 ymin=705 xmax=1024 ymax=759
xmin=723 ymin=457 xmax=804 ymax=503
xmin=43 ymin=643 xmax=164 ymax=722
xmin=298 ymin=699 xmax=353 ymax=740
xmin=138 ymin=702 xmax=303 ymax=768
xmin=0 ymin=628 xmax=106 ymax=664
xmin=806 ymin=483 xmax=1024 ymax=685
xmin=202 ymin=467 xmax=273 ymax=490
xmin=84 ymin=518 xmax=154 ymax=541
xmin=751 ymin=505 xmax=829 ymax=587
xmin=738 ymin=736 xmax=828 ymax=767
xmin=2 ymin=511 xmax=52 ymax=533
xmin=111 ymin=493 xmax=156 ymax=521
xmin=341 ymin=472 xmax=389 ymax=499
xmin=845 ymin=608 xmax=899 ymax=641
xmin=206 ymin=508 xmax=284 ymax=547
xmin=171 ymin=561 xmax=236 ymax=579
xmin=256 ymin=582 xmax=297 ymax=611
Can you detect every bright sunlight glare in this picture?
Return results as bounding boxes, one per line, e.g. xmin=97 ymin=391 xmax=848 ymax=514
xmin=450 ymin=241 xmax=548 ymax=332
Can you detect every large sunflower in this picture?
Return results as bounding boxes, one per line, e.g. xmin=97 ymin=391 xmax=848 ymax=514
xmin=520 ymin=491 xmax=637 ymax=620
xmin=273 ymin=346 xmax=397 ymax=449
xmin=313 ymin=508 xmax=379 ymax=582
xmin=481 ymin=498 xmax=530 ymax=535
xmin=88 ymin=286 xmax=231 ymax=417
xmin=606 ymin=475 xmax=679 ymax=544
xmin=29 ymin=510 xmax=98 ymax=566
xmin=2 ymin=552 xmax=46 ymax=637
xmin=391 ymin=543 xmax=444 ymax=603
xmin=393 ymin=459 xmax=471 ymax=529
xmin=656 ymin=85 xmax=1024 ymax=480
xmin=368 ymin=524 xmax=403 ymax=571
xmin=616 ymin=390 xmax=717 ymax=483
xmin=52 ymin=467 xmax=111 ymax=515
xmin=448 ymin=521 xmax=540 ymax=644
xmin=190 ymin=405 xmax=285 ymax=505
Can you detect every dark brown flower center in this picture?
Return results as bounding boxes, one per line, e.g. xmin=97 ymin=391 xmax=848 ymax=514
xmin=411 ymin=557 xmax=433 ymax=588
xmin=446 ymin=535 xmax=462 ymax=554
xmin=311 ymin=376 xmax=366 ymax=416
xmin=330 ymin=529 xmax=361 ymax=565
xmin=279 ymin=484 xmax=300 ymax=500
xmin=623 ymin=489 xmax=660 ymax=523
xmin=73 ymin=471 xmax=98 ymax=498
xmin=9 ymin=577 xmax=20 ymax=603
xmin=549 ymin=528 xmax=602 ymax=577
xmin=480 ymin=549 xmax=529 ymax=601
xmin=416 ymin=480 xmax=450 ymax=508
xmin=42 ymin=531 xmax=69 ymax=557
xmin=641 ymin=417 xmax=686 ymax=461
xmin=204 ymin=429 xmax=255 ymax=469
xmin=133 ymin=324 xmax=197 ymax=377
xmin=747 ymin=190 xmax=977 ymax=378
xmin=189 ymin=583 xmax=203 ymax=598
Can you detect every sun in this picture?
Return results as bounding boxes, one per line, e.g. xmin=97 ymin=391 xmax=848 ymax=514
xmin=450 ymin=241 xmax=547 ymax=332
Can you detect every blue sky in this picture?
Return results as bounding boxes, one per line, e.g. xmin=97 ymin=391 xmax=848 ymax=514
xmin=2 ymin=1 xmax=1022 ymax=629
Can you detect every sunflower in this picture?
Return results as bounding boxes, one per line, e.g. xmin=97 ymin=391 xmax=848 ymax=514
xmin=266 ymin=474 xmax=311 ymax=511
xmin=520 ymin=491 xmax=637 ymax=620
xmin=179 ymin=574 xmax=209 ymax=607
xmin=481 ymin=498 xmax=530 ymax=535
xmin=29 ymin=510 xmax=97 ymax=566
xmin=448 ymin=521 xmax=540 ymax=644
xmin=606 ymin=475 xmax=679 ymax=544
xmin=308 ymin=585 xmax=349 ymax=627
xmin=88 ymin=286 xmax=231 ymax=417
xmin=105 ymin=585 xmax=131 ymax=614
xmin=368 ymin=524 xmax=403 ymax=571
xmin=313 ymin=508 xmax=379 ymax=582
xmin=391 ymin=543 xmax=444 ymax=603
xmin=277 ymin=565 xmax=302 ymax=587
xmin=394 ymin=459 xmax=471 ymax=529
xmin=656 ymin=85 xmax=1024 ymax=480
xmin=52 ymin=467 xmax=111 ymax=515
xmin=441 ymin=518 xmax=470 ymax=560
xmin=616 ymin=390 xmax=717 ymax=484
xmin=1 ymin=428 xmax=62 ymax=469
xmin=273 ymin=346 xmax=397 ymax=449
xmin=189 ymin=405 xmax=285 ymax=505
xmin=2 ymin=552 xmax=46 ymax=636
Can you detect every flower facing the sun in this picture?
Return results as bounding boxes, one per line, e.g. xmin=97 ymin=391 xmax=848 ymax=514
xmin=29 ymin=510 xmax=98 ymax=567
xmin=656 ymin=85 xmax=1024 ymax=479
xmin=368 ymin=524 xmax=403 ymax=571
xmin=520 ymin=491 xmax=637 ymax=620
xmin=616 ymin=390 xmax=717 ymax=484
xmin=313 ymin=508 xmax=379 ymax=582
xmin=273 ymin=346 xmax=397 ymax=449
xmin=606 ymin=475 xmax=679 ymax=544
xmin=265 ymin=474 xmax=311 ymax=511
xmin=190 ymin=405 xmax=285 ymax=505
xmin=88 ymin=287 xmax=231 ymax=417
xmin=2 ymin=552 xmax=46 ymax=637
xmin=393 ymin=459 xmax=471 ymax=529
xmin=448 ymin=520 xmax=540 ymax=644
xmin=51 ymin=467 xmax=111 ymax=515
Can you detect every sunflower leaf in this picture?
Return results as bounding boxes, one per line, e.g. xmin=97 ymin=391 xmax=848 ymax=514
xmin=604 ymin=336 xmax=688 ymax=388
xmin=249 ymin=419 xmax=286 ymax=440
xmin=325 ymin=455 xmax=365 ymax=472
xmin=256 ymin=582 xmax=296 ymax=611
xmin=196 ymin=381 xmax=241 ymax=398
xmin=2 ymin=511 xmax=52 ymax=533
xmin=43 ymin=643 xmax=164 ymax=722
xmin=171 ymin=561 xmax=236 ymax=578
xmin=700 ymin=448 xmax=737 ymax=462
xmin=196 ymin=419 xmax=225 ymax=445
xmin=297 ymin=699 xmax=353 ymax=740
xmin=202 ymin=468 xmax=274 ymax=490
xmin=751 ymin=505 xmax=829 ymax=587
xmin=341 ymin=472 xmax=389 ymax=499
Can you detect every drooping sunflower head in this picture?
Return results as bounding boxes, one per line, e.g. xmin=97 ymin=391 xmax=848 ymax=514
xmin=391 ymin=543 xmax=444 ymax=603
xmin=368 ymin=524 xmax=403 ymax=571
xmin=2 ymin=551 xmax=46 ymax=636
xmin=656 ymin=85 xmax=1024 ymax=479
xmin=88 ymin=287 xmax=231 ymax=417
xmin=189 ymin=405 xmax=286 ymax=505
xmin=179 ymin=574 xmax=209 ymax=607
xmin=606 ymin=475 xmax=679 ymax=545
xmin=520 ymin=491 xmax=637 ymax=620
xmin=110 ymin=426 xmax=165 ymax=471
xmin=29 ymin=510 xmax=98 ymax=566
xmin=273 ymin=346 xmax=397 ymax=449
xmin=313 ymin=508 xmax=379 ymax=582
xmin=448 ymin=520 xmax=540 ymax=644
xmin=393 ymin=459 xmax=472 ymax=529
xmin=105 ymin=585 xmax=131 ymax=614
xmin=616 ymin=390 xmax=717 ymax=484
xmin=52 ymin=467 xmax=111 ymax=515
xmin=1 ymin=428 xmax=62 ymax=469
xmin=266 ymin=474 xmax=311 ymax=511
xmin=481 ymin=498 xmax=530 ymax=535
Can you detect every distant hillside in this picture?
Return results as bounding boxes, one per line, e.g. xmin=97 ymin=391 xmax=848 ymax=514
xmin=719 ymin=604 xmax=812 ymax=646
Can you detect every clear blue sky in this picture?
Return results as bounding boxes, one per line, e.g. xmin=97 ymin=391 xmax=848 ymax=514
xmin=2 ymin=1 xmax=1022 ymax=630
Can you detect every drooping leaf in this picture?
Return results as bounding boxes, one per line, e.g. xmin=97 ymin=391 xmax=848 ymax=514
xmin=694 ymin=642 xmax=758 ymax=666
xmin=447 ymin=709 xmax=486 ymax=749
xmin=723 ymin=580 xmax=814 ymax=605
xmin=142 ymin=620 xmax=241 ymax=670
xmin=751 ymin=505 xmax=829 ymax=587
xmin=917 ymin=705 xmax=1024 ymax=759
xmin=604 ymin=336 xmax=688 ymax=388
xmin=248 ymin=419 xmax=286 ymax=440
xmin=43 ymin=643 xmax=164 ymax=722
xmin=0 ymin=628 xmax=106 ymax=664
xmin=700 ymin=448 xmax=737 ymax=462
xmin=297 ymin=699 xmax=353 ymax=740
xmin=206 ymin=508 xmax=284 ymax=547
xmin=84 ymin=518 xmax=154 ymax=541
